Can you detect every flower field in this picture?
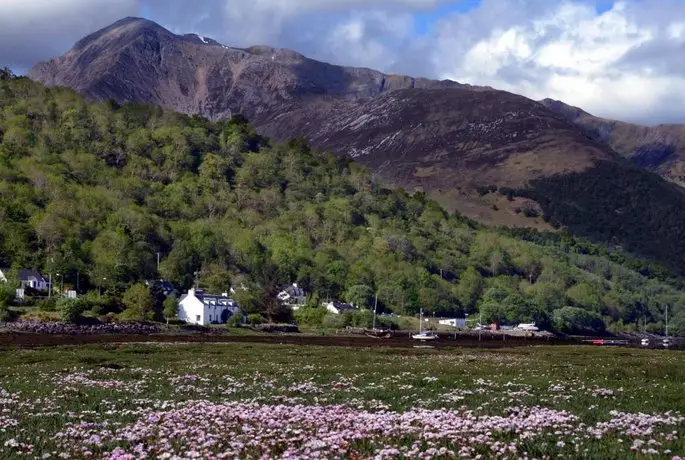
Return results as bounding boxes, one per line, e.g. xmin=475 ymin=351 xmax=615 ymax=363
xmin=0 ymin=343 xmax=684 ymax=459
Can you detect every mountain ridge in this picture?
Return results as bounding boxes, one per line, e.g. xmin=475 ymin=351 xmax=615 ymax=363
xmin=539 ymin=98 xmax=685 ymax=187
xmin=25 ymin=17 xmax=685 ymax=274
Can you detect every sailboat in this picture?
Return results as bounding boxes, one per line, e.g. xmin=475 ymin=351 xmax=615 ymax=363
xmin=365 ymin=292 xmax=393 ymax=338
xmin=412 ymin=309 xmax=438 ymax=341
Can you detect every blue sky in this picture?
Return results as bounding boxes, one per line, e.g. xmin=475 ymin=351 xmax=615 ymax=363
xmin=413 ymin=0 xmax=481 ymax=34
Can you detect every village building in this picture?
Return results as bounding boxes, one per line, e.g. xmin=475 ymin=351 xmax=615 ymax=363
xmin=438 ymin=318 xmax=467 ymax=328
xmin=178 ymin=288 xmax=240 ymax=326
xmin=145 ymin=279 xmax=176 ymax=297
xmin=323 ymin=301 xmax=358 ymax=315
xmin=277 ymin=283 xmax=307 ymax=308
xmin=0 ymin=268 xmax=51 ymax=292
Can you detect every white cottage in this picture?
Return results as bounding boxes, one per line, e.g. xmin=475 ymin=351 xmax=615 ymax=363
xmin=0 ymin=268 xmax=50 ymax=292
xmin=323 ymin=301 xmax=358 ymax=315
xmin=178 ymin=288 xmax=240 ymax=326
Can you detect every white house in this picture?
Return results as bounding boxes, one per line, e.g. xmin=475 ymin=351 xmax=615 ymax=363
xmin=438 ymin=318 xmax=467 ymax=328
xmin=277 ymin=283 xmax=307 ymax=308
xmin=323 ymin=301 xmax=358 ymax=315
xmin=178 ymin=288 xmax=240 ymax=326
xmin=0 ymin=268 xmax=50 ymax=292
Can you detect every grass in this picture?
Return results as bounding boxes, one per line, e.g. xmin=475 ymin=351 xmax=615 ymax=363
xmin=0 ymin=344 xmax=683 ymax=458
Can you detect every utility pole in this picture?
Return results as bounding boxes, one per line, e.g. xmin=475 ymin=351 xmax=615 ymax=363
xmin=479 ymin=310 xmax=482 ymax=342
xmin=665 ymin=304 xmax=669 ymax=337
xmin=76 ymin=271 xmax=80 ymax=293
xmin=156 ymin=252 xmax=161 ymax=272
xmin=48 ymin=272 xmax=52 ymax=299
xmin=99 ymin=277 xmax=107 ymax=298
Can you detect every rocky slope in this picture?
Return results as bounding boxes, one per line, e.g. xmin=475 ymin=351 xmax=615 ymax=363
xmin=540 ymin=98 xmax=685 ymax=187
xmin=28 ymin=17 xmax=624 ymax=227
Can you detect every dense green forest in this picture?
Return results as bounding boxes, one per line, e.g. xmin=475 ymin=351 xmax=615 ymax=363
xmin=1 ymin=70 xmax=684 ymax=334
xmin=517 ymin=161 xmax=685 ymax=275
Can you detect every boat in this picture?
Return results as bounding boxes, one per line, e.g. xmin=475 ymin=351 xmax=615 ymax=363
xmin=517 ymin=322 xmax=539 ymax=332
xmin=365 ymin=330 xmax=393 ymax=339
xmin=412 ymin=309 xmax=439 ymax=341
xmin=412 ymin=330 xmax=438 ymax=341
xmin=364 ymin=293 xmax=393 ymax=338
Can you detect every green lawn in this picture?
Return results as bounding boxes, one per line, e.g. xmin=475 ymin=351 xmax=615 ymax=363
xmin=0 ymin=344 xmax=683 ymax=458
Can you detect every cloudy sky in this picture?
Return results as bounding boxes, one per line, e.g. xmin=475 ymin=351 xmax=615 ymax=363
xmin=2 ymin=0 xmax=685 ymax=124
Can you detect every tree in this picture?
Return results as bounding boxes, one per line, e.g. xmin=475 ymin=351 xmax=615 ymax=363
xmin=58 ymin=298 xmax=86 ymax=323
xmin=552 ymin=306 xmax=606 ymax=334
xmin=344 ymin=284 xmax=374 ymax=309
xmin=163 ymin=294 xmax=177 ymax=325
xmin=293 ymin=306 xmax=327 ymax=327
xmin=455 ymin=266 xmax=483 ymax=311
xmin=121 ymin=283 xmax=154 ymax=321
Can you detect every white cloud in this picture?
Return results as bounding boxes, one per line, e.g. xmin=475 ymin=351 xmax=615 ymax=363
xmin=3 ymin=0 xmax=685 ymax=124
xmin=0 ymin=0 xmax=138 ymax=69
xmin=430 ymin=0 xmax=685 ymax=124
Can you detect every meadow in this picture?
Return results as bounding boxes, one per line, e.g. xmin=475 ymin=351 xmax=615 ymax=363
xmin=0 ymin=343 xmax=683 ymax=459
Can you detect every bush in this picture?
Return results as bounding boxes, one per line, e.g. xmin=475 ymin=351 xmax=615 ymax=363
xmin=58 ymin=298 xmax=87 ymax=324
xmin=227 ymin=310 xmax=243 ymax=327
xmin=0 ymin=286 xmax=15 ymax=306
xmin=322 ymin=313 xmax=345 ymax=329
xmin=255 ymin=324 xmax=299 ymax=333
xmin=293 ymin=306 xmax=327 ymax=327
xmin=247 ymin=313 xmax=265 ymax=325
xmin=0 ymin=304 xmax=17 ymax=322
xmin=396 ymin=317 xmax=414 ymax=330
xmin=22 ymin=311 xmax=62 ymax=322
xmin=37 ymin=298 xmax=57 ymax=312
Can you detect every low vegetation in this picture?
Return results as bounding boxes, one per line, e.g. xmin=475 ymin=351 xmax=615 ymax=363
xmin=0 ymin=343 xmax=683 ymax=458
xmin=1 ymin=73 xmax=685 ymax=334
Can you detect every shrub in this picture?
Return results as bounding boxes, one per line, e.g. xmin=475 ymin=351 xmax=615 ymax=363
xmin=22 ymin=311 xmax=62 ymax=322
xmin=322 ymin=313 xmax=346 ymax=329
xmin=227 ymin=310 xmax=244 ymax=327
xmin=0 ymin=304 xmax=16 ymax=322
xmin=521 ymin=203 xmax=539 ymax=218
xmin=255 ymin=324 xmax=299 ymax=333
xmin=58 ymin=298 xmax=87 ymax=324
xmin=247 ymin=313 xmax=265 ymax=325
xmin=293 ymin=306 xmax=327 ymax=327
xmin=0 ymin=286 xmax=15 ymax=306
xmin=396 ymin=317 xmax=414 ymax=330
xmin=37 ymin=298 xmax=57 ymax=312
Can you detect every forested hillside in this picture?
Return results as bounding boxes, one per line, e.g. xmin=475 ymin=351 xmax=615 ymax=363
xmin=1 ymin=70 xmax=684 ymax=334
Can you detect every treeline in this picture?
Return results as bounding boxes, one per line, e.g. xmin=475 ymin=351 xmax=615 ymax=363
xmin=0 ymin=74 xmax=684 ymax=334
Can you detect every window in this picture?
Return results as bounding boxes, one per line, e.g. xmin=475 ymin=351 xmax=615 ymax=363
xmin=196 ymin=315 xmax=200 ymax=322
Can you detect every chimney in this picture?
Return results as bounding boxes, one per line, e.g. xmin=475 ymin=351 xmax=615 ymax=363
xmin=188 ymin=288 xmax=195 ymax=296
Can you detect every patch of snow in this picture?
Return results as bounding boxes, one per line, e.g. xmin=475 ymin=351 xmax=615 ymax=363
xmin=196 ymin=34 xmax=208 ymax=44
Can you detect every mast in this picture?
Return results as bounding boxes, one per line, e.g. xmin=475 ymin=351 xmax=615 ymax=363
xmin=372 ymin=292 xmax=378 ymax=330
xmin=665 ymin=304 xmax=669 ymax=337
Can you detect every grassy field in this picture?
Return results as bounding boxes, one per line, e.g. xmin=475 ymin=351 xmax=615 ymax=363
xmin=0 ymin=344 xmax=683 ymax=459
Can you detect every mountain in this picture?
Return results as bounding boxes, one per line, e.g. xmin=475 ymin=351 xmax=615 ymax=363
xmin=29 ymin=18 xmax=613 ymax=222
xmin=540 ymin=98 xmax=685 ymax=187
xmin=25 ymin=17 xmax=685 ymax=274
